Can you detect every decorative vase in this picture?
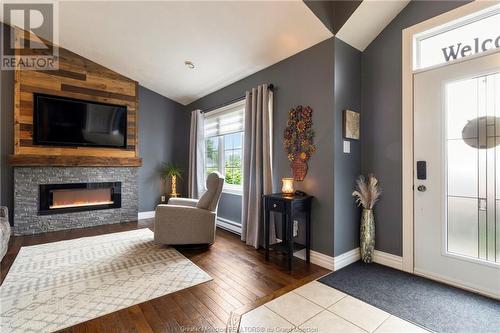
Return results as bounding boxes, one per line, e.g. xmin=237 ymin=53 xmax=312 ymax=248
xmin=170 ymin=175 xmax=179 ymax=197
xmin=290 ymin=159 xmax=308 ymax=181
xmin=360 ymin=208 xmax=375 ymax=263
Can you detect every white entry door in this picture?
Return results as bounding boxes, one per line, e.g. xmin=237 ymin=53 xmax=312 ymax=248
xmin=414 ymin=52 xmax=500 ymax=299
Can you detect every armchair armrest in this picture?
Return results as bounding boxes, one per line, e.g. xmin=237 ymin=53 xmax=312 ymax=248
xmin=168 ymin=198 xmax=199 ymax=207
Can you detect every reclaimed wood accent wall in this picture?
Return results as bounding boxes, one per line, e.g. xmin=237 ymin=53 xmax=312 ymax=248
xmin=12 ymin=28 xmax=141 ymax=166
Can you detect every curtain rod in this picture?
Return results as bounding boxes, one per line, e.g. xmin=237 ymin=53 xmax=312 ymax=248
xmin=202 ymin=84 xmax=274 ymax=114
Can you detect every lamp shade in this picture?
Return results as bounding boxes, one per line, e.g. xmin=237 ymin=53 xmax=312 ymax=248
xmin=281 ymin=178 xmax=294 ymax=195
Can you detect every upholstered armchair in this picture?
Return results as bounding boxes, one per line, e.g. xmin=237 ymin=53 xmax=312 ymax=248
xmin=154 ymin=172 xmax=224 ymax=245
xmin=1 ymin=206 xmax=11 ymax=262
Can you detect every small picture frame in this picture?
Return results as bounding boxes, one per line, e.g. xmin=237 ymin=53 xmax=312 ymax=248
xmin=343 ymin=110 xmax=360 ymax=140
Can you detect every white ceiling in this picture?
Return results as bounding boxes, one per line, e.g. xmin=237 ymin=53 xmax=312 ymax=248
xmin=336 ymin=0 xmax=410 ymax=51
xmin=57 ymin=1 xmax=332 ymax=105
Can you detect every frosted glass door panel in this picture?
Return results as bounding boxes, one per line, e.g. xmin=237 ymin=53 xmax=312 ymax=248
xmin=447 ymin=140 xmax=478 ymax=197
xmin=497 ymin=201 xmax=500 ymax=262
xmin=446 ymin=72 xmax=499 ymax=263
xmin=446 ymin=78 xmax=479 ymax=140
xmin=448 ymin=197 xmax=479 ymax=257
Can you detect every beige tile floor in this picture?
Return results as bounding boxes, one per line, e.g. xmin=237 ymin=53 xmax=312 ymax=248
xmin=239 ymin=280 xmax=430 ymax=333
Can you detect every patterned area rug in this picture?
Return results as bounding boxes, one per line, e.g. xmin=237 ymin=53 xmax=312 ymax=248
xmin=0 ymin=229 xmax=212 ymax=332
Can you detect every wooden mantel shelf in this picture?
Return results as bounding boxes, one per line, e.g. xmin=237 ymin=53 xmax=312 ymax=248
xmin=9 ymin=155 xmax=142 ymax=167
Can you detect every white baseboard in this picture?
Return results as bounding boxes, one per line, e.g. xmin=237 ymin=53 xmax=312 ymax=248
xmin=333 ymin=247 xmax=360 ymax=271
xmin=294 ymin=249 xmax=334 ymax=270
xmin=216 ymin=217 xmax=242 ymax=235
xmin=373 ymin=250 xmax=403 ymax=270
xmin=138 ymin=211 xmax=155 ymax=220
xmin=294 ymin=247 xmax=360 ymax=271
xmin=293 ymin=248 xmax=404 ymax=272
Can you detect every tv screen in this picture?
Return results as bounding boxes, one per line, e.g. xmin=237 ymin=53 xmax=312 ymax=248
xmin=33 ymin=93 xmax=127 ymax=148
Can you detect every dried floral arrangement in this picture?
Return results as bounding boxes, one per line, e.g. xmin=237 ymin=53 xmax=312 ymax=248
xmin=284 ymin=105 xmax=316 ymax=181
xmin=352 ymin=174 xmax=381 ymax=210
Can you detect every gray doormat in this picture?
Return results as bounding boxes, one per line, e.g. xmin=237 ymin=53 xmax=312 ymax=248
xmin=318 ymin=261 xmax=500 ymax=333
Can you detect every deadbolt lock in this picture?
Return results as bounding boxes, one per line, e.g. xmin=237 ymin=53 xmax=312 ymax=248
xmin=417 ymin=185 xmax=427 ymax=192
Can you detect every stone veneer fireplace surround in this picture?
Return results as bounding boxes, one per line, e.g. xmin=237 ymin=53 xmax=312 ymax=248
xmin=14 ymin=167 xmax=138 ymax=235
xmin=8 ymin=26 xmax=142 ymax=236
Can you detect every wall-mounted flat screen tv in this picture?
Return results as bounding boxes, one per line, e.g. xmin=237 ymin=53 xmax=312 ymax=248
xmin=33 ymin=93 xmax=127 ymax=148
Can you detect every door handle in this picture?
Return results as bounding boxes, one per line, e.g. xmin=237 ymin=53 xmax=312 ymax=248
xmin=417 ymin=185 xmax=427 ymax=192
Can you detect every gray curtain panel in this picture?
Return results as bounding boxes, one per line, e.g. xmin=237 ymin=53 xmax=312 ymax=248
xmin=241 ymin=84 xmax=276 ymax=248
xmin=188 ymin=110 xmax=205 ymax=199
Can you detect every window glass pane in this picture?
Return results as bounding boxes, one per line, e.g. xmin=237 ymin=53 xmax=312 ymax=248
xmin=415 ymin=8 xmax=500 ymax=69
xmin=224 ymin=150 xmax=232 ymax=165
xmin=224 ymin=147 xmax=242 ymax=186
xmin=234 ymin=132 xmax=242 ymax=149
xmin=203 ymin=100 xmax=245 ymax=192
xmin=225 ymin=132 xmax=237 ymax=150
xmin=205 ymin=137 xmax=219 ymax=168
xmin=233 ymin=148 xmax=242 ymax=163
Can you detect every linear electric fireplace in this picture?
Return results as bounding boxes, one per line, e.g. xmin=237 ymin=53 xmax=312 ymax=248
xmin=39 ymin=182 xmax=121 ymax=215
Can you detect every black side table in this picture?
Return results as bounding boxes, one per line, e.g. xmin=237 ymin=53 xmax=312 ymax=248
xmin=263 ymin=193 xmax=313 ymax=271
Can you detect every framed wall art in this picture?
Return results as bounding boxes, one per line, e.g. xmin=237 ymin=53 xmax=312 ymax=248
xmin=343 ymin=109 xmax=360 ymax=140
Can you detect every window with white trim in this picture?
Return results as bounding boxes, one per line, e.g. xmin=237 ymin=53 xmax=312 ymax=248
xmin=204 ymin=99 xmax=245 ymax=194
xmin=413 ymin=5 xmax=500 ymax=70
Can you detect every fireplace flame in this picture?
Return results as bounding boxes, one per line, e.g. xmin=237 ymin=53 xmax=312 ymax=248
xmin=50 ymin=201 xmax=114 ymax=209
xmin=50 ymin=188 xmax=113 ymax=209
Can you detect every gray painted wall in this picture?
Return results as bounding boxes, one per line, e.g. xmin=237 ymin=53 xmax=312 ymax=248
xmin=333 ymin=38 xmax=361 ymax=256
xmin=303 ymin=1 xmax=361 ymax=35
xmin=138 ymin=86 xmax=189 ymax=212
xmin=361 ymin=0 xmax=470 ymax=256
xmin=217 ymin=192 xmax=242 ymax=224
xmin=187 ymin=38 xmax=336 ymax=256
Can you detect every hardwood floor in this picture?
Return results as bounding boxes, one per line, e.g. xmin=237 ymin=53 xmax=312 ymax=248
xmin=0 ymin=220 xmax=330 ymax=332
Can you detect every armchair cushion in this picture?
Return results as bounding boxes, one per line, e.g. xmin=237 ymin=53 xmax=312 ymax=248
xmin=196 ymin=172 xmax=224 ymax=211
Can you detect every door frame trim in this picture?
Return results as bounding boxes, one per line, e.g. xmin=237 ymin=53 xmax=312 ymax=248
xmin=401 ymin=0 xmax=498 ymax=273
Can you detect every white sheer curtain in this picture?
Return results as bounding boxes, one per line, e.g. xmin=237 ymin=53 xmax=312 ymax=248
xmin=241 ymin=84 xmax=275 ymax=248
xmin=188 ymin=110 xmax=205 ymax=199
